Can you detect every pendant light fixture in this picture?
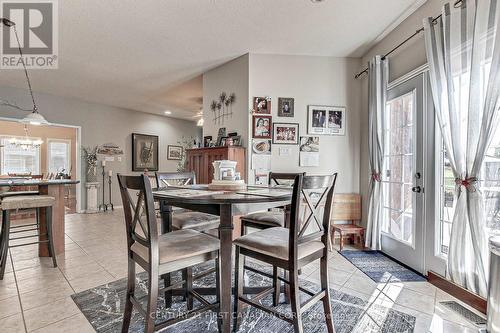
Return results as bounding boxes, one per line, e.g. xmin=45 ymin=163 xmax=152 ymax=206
xmin=0 ymin=18 xmax=49 ymax=126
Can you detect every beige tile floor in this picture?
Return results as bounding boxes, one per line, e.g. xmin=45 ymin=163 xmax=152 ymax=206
xmin=0 ymin=210 xmax=486 ymax=332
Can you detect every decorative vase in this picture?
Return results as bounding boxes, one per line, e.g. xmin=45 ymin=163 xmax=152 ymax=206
xmin=86 ymin=164 xmax=98 ymax=183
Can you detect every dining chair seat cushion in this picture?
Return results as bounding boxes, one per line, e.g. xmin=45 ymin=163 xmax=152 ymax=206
xmin=233 ymin=227 xmax=324 ymax=261
xmin=240 ymin=211 xmax=285 ymax=227
xmin=0 ymin=195 xmax=55 ymax=210
xmin=172 ymin=211 xmax=219 ymax=231
xmin=131 ymin=229 xmax=220 ymax=268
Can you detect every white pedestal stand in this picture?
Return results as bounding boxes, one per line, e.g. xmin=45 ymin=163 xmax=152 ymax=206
xmin=85 ymin=182 xmax=100 ymax=213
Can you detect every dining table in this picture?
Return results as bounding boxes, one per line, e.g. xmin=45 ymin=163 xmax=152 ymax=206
xmin=153 ymin=185 xmax=293 ymax=333
xmin=0 ymin=178 xmax=80 ymax=257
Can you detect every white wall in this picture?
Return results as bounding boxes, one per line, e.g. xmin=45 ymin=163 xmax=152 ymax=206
xmin=247 ymin=54 xmax=362 ymax=193
xmin=0 ymin=85 xmax=200 ymax=210
xmin=358 ymin=0 xmax=447 ymax=225
xmin=203 ymin=54 xmax=249 ymax=146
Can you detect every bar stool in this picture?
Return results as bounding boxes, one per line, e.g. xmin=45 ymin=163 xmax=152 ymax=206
xmin=0 ymin=195 xmax=57 ymax=279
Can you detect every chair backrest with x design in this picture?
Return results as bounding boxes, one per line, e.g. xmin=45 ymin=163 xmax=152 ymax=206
xmin=268 ymin=172 xmax=304 ymax=187
xmin=117 ymin=174 xmax=159 ymax=265
xmin=288 ymin=173 xmax=338 ymax=262
xmin=155 ymin=171 xmax=196 ymax=188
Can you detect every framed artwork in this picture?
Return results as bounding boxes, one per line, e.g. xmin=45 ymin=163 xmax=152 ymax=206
xmin=278 ymin=97 xmax=294 ymax=117
xmin=232 ymin=136 xmax=242 ymax=146
xmin=299 ymin=136 xmax=319 ymax=152
xmin=203 ymin=136 xmax=212 ymax=147
xmin=167 ymin=145 xmax=183 ymax=160
xmin=307 ymin=105 xmax=346 ymax=135
xmin=216 ymin=127 xmax=227 ymax=146
xmin=252 ymin=115 xmax=272 ymax=139
xmin=132 ymin=133 xmax=159 ymax=171
xmin=273 ymin=123 xmax=299 ymax=144
xmin=220 ymin=137 xmax=228 ymax=146
xmin=253 ymin=97 xmax=271 ymax=114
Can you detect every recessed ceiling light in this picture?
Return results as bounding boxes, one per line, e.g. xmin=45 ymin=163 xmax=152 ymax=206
xmin=310 ymin=0 xmax=325 ymax=3
xmin=164 ymin=110 xmax=172 ymax=115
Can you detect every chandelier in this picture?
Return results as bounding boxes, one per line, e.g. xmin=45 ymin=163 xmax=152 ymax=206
xmin=8 ymin=125 xmax=43 ymax=150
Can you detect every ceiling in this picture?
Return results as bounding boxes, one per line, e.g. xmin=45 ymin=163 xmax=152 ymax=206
xmin=0 ymin=0 xmax=426 ymax=121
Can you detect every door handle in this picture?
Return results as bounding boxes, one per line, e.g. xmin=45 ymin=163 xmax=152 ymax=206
xmin=412 ymin=186 xmax=422 ymax=193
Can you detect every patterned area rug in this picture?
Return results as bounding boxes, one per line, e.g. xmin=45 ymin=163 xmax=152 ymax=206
xmin=339 ymin=251 xmax=426 ymax=283
xmin=71 ymin=262 xmax=416 ymax=333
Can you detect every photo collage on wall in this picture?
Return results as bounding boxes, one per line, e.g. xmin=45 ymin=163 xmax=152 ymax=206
xmin=251 ymin=95 xmax=346 ymax=184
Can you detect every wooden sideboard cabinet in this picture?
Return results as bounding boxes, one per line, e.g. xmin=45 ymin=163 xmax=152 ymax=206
xmin=186 ymin=146 xmax=246 ymax=184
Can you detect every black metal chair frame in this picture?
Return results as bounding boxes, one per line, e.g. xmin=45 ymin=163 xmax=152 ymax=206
xmin=118 ymin=174 xmax=221 ymax=333
xmin=233 ymin=174 xmax=338 ymax=333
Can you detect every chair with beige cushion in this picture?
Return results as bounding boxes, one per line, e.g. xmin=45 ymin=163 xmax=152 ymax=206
xmin=0 ymin=194 xmax=57 ymax=279
xmin=240 ymin=173 xmax=301 ymax=231
xmin=239 ymin=172 xmax=304 ymax=305
xmin=233 ymin=174 xmax=337 ymax=333
xmin=118 ymin=174 xmax=221 ymax=333
xmin=155 ymin=172 xmax=219 ymax=232
xmin=155 ymin=171 xmax=220 ymax=308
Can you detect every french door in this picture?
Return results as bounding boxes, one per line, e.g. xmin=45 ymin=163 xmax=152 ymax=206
xmin=380 ymin=74 xmax=426 ymax=274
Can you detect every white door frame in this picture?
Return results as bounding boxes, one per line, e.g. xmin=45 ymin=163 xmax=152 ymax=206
xmin=385 ymin=64 xmax=447 ymax=276
xmin=0 ymin=116 xmax=83 ymax=213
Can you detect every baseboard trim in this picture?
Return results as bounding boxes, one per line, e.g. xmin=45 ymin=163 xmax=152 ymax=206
xmin=428 ymin=271 xmax=487 ymax=314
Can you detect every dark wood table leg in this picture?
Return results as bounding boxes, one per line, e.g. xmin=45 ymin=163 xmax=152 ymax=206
xmin=38 ymin=184 xmax=65 ymax=257
xmin=159 ymin=200 xmax=172 ymax=234
xmin=219 ymin=204 xmax=233 ymax=333
xmin=159 ymin=200 xmax=173 ymax=307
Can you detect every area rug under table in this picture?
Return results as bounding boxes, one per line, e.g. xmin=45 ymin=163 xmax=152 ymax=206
xmin=71 ymin=262 xmax=416 ymax=333
xmin=339 ymin=250 xmax=426 ymax=283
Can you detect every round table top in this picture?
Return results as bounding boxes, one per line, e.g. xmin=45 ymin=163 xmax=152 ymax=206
xmin=153 ymin=185 xmax=292 ymax=205
xmin=0 ymin=179 xmax=80 ymax=187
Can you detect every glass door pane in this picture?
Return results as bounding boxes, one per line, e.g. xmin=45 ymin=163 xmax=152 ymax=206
xmin=382 ymin=91 xmax=415 ymax=246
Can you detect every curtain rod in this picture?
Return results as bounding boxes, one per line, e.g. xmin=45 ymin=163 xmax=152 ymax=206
xmin=354 ymin=0 xmax=463 ymax=79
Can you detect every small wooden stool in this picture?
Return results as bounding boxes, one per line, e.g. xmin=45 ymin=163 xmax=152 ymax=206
xmin=330 ymin=193 xmax=365 ymax=251
xmin=0 ymin=195 xmax=57 ymax=279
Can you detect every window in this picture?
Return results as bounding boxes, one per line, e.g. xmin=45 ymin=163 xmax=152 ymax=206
xmin=437 ymin=146 xmax=456 ymax=255
xmin=47 ymin=139 xmax=71 ymax=175
xmin=0 ymin=136 xmax=41 ymax=175
xmin=435 ymin=58 xmax=500 ymax=256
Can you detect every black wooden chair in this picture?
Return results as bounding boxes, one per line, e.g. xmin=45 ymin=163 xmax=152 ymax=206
xmin=118 ymin=174 xmax=221 ymax=333
xmin=155 ymin=171 xmax=220 ymax=307
xmin=155 ymin=172 xmax=219 ymax=232
xmin=239 ymin=172 xmax=304 ymax=305
xmin=233 ymin=174 xmax=337 ymax=333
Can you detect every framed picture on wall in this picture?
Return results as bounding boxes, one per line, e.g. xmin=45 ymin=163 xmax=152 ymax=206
xmin=253 ymin=97 xmax=271 ymax=114
xmin=252 ymin=115 xmax=272 ymax=139
xmin=167 ymin=145 xmax=183 ymax=160
xmin=273 ymin=123 xmax=299 ymax=144
xmin=307 ymin=105 xmax=346 ymax=135
xmin=278 ymin=97 xmax=294 ymax=117
xmin=203 ymin=136 xmax=212 ymax=147
xmin=132 ymin=133 xmax=159 ymax=171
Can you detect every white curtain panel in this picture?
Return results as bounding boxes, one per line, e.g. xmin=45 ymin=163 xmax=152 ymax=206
xmin=424 ymin=0 xmax=500 ymax=297
xmin=365 ymin=56 xmax=388 ymax=250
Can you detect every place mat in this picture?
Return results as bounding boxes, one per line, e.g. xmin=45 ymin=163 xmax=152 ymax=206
xmin=154 ymin=189 xmax=225 ymax=198
xmin=72 ymin=261 xmax=416 ymax=332
xmin=237 ymin=188 xmax=291 ymax=198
